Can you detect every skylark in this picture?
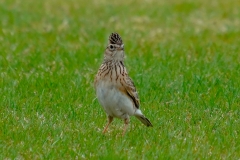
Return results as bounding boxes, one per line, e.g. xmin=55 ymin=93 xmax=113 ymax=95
xmin=94 ymin=33 xmax=153 ymax=135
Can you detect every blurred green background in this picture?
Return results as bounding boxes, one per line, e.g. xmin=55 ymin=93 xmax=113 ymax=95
xmin=0 ymin=0 xmax=239 ymax=159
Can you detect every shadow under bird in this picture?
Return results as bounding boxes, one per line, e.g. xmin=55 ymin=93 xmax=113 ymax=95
xmin=94 ymin=33 xmax=153 ymax=135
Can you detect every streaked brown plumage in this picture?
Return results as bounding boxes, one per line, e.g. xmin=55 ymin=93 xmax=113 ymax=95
xmin=94 ymin=33 xmax=153 ymax=135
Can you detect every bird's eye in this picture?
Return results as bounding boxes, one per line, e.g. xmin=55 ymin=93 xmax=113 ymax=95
xmin=109 ymin=44 xmax=115 ymax=50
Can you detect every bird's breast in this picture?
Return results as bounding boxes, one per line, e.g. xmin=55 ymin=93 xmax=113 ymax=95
xmin=95 ymin=81 xmax=135 ymax=118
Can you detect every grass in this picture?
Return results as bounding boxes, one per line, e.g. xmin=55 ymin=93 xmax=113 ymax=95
xmin=0 ymin=0 xmax=240 ymax=159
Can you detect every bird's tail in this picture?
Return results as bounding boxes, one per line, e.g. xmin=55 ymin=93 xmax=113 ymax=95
xmin=135 ymin=114 xmax=153 ymax=127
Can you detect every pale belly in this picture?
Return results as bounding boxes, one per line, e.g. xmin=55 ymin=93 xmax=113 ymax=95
xmin=96 ymin=81 xmax=136 ymax=119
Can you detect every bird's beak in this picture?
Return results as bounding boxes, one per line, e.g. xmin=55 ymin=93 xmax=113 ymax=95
xmin=120 ymin=44 xmax=124 ymax=50
xmin=117 ymin=44 xmax=124 ymax=51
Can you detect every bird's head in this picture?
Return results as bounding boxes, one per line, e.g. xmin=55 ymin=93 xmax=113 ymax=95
xmin=104 ymin=33 xmax=125 ymax=62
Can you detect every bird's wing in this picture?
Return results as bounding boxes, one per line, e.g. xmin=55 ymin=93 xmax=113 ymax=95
xmin=124 ymin=76 xmax=140 ymax=109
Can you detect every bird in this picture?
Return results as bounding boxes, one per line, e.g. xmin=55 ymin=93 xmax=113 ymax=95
xmin=94 ymin=33 xmax=153 ymax=135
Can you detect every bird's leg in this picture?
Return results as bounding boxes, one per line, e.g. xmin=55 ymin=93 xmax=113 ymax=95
xmin=122 ymin=118 xmax=129 ymax=136
xmin=103 ymin=116 xmax=113 ymax=134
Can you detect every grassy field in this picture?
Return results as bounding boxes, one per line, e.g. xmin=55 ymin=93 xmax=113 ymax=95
xmin=0 ymin=0 xmax=240 ymax=159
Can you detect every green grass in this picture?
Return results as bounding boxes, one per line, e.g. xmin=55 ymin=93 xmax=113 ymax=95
xmin=0 ymin=0 xmax=240 ymax=159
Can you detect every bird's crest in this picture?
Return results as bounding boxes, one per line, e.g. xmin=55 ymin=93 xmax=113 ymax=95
xmin=109 ymin=33 xmax=123 ymax=45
